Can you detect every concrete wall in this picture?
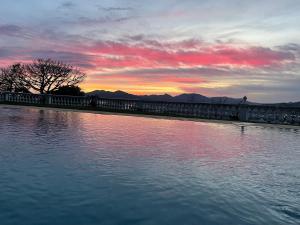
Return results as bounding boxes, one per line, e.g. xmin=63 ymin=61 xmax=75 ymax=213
xmin=1 ymin=92 xmax=299 ymax=125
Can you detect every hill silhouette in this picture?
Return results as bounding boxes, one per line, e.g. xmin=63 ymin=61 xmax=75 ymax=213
xmin=87 ymin=90 xmax=300 ymax=107
xmin=87 ymin=90 xmax=248 ymax=105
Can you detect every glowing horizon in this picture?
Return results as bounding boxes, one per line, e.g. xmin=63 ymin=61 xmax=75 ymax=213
xmin=1 ymin=0 xmax=300 ymax=103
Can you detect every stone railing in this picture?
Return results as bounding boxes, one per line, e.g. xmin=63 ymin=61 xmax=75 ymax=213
xmin=0 ymin=92 xmax=299 ymax=125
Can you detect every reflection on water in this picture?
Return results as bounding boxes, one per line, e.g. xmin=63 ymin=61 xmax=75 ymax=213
xmin=0 ymin=106 xmax=299 ymax=225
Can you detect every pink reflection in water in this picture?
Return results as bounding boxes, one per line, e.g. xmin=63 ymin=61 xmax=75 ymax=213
xmin=74 ymin=112 xmax=260 ymax=162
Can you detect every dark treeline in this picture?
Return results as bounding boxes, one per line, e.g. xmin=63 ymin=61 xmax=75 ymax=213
xmin=0 ymin=58 xmax=86 ymax=96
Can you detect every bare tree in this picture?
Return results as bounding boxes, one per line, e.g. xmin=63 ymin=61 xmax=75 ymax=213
xmin=0 ymin=63 xmax=29 ymax=92
xmin=25 ymin=58 xmax=86 ymax=94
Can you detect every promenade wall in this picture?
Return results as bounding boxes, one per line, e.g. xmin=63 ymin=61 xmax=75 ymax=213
xmin=1 ymin=92 xmax=299 ymax=125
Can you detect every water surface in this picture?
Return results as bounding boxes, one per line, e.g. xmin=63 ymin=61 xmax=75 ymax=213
xmin=0 ymin=106 xmax=299 ymax=225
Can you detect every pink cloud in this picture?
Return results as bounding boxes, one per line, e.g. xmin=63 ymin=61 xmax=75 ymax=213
xmin=1 ymin=38 xmax=295 ymax=71
xmin=86 ymin=41 xmax=294 ymax=68
xmin=1 ymin=38 xmax=296 ymax=95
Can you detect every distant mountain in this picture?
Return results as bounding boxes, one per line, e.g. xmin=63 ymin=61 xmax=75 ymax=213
xmin=287 ymin=102 xmax=300 ymax=107
xmin=86 ymin=90 xmax=300 ymax=107
xmin=86 ymin=90 xmax=247 ymax=105
xmin=87 ymin=90 xmax=138 ymax=100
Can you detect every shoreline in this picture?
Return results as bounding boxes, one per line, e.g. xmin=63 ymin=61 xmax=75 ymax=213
xmin=1 ymin=104 xmax=299 ymax=130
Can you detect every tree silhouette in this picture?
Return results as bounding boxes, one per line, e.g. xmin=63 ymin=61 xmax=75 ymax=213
xmin=25 ymin=58 xmax=86 ymax=94
xmin=0 ymin=63 xmax=29 ymax=92
xmin=51 ymin=85 xmax=85 ymax=96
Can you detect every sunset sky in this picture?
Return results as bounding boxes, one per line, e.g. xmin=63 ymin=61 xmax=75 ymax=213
xmin=1 ymin=0 xmax=300 ymax=102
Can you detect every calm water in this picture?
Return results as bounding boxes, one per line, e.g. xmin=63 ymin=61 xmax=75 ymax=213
xmin=0 ymin=106 xmax=299 ymax=225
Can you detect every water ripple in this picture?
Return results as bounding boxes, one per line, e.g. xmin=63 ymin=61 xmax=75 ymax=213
xmin=0 ymin=106 xmax=299 ymax=225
